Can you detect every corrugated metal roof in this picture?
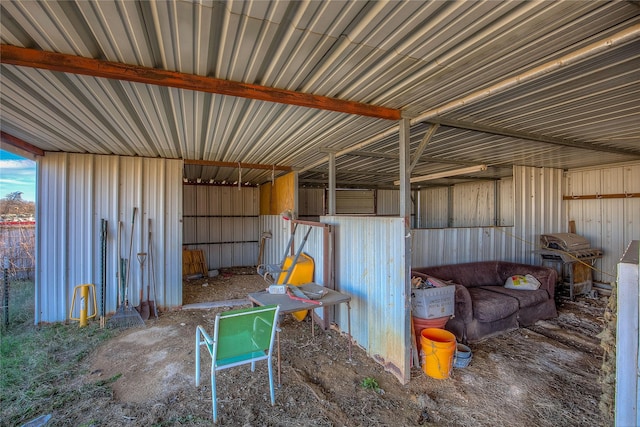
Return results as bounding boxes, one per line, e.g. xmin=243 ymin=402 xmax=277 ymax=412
xmin=1 ymin=0 xmax=639 ymax=187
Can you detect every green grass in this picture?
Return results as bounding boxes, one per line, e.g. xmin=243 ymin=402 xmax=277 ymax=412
xmin=360 ymin=376 xmax=380 ymax=391
xmin=0 ymin=280 xmax=115 ymax=426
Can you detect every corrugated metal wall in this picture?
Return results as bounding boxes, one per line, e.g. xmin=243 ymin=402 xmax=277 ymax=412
xmin=36 ymin=153 xmax=183 ymax=323
xmin=415 ymin=177 xmax=514 ymax=229
xmin=411 ymin=227 xmax=515 ymax=267
xmin=299 ymin=188 xmax=324 ymax=220
xmin=565 ymin=161 xmax=640 ymax=282
xmin=183 ymin=185 xmax=259 ymax=269
xmin=498 ymin=178 xmax=514 ymax=227
xmin=336 ymin=189 xmax=375 ymax=214
xmin=513 ymin=166 xmax=565 ymax=264
xmin=299 ymin=187 xmax=402 ymax=217
xmin=322 ymin=215 xmax=409 ymax=383
xmin=377 ymin=189 xmax=400 ymax=216
xmin=411 ymin=168 xmax=562 ymax=267
xmin=452 ymin=181 xmax=496 ymax=227
xmin=416 ymin=187 xmax=449 ymax=228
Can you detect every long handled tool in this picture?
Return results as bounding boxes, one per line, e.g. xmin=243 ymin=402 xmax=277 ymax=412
xmin=148 ymin=219 xmax=158 ymax=318
xmin=108 ymin=209 xmax=145 ymax=328
xmin=99 ymin=219 xmax=107 ymax=328
xmin=125 ymin=207 xmax=136 ymax=307
xmin=137 ymin=252 xmax=149 ymax=320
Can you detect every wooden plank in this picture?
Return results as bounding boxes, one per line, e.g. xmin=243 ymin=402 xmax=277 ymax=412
xmin=0 ymin=44 xmax=401 ymax=120
xmin=182 ymin=249 xmax=207 ymax=276
xmin=1 ymin=131 xmax=44 ymax=156
xmin=563 ymin=193 xmax=640 ymax=200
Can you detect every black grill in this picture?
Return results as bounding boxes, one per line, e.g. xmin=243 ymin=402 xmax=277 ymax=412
xmin=535 ymin=233 xmax=602 ymax=300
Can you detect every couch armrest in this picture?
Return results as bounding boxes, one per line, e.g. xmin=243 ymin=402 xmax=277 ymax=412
xmin=533 ymin=267 xmax=557 ymax=300
xmin=452 ymin=283 xmax=473 ymax=324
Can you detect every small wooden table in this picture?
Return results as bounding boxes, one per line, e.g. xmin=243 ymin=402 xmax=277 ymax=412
xmin=248 ymin=283 xmax=352 ymax=385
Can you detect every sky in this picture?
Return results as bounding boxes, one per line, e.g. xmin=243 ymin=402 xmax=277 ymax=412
xmin=0 ymin=149 xmax=36 ymax=202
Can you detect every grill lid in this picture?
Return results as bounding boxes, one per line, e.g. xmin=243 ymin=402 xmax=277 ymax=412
xmin=540 ymin=233 xmax=592 ymax=251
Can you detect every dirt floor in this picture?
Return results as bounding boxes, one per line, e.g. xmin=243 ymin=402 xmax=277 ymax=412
xmin=84 ymin=268 xmax=609 ymax=426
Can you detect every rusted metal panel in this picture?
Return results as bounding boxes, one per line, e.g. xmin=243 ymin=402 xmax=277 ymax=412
xmin=321 ymin=215 xmax=409 ymax=383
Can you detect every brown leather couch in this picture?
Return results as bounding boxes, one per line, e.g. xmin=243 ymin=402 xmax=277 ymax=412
xmin=412 ymin=261 xmax=558 ymax=343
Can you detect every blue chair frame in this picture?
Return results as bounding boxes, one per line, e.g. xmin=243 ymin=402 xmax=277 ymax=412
xmin=195 ymin=304 xmax=280 ymax=423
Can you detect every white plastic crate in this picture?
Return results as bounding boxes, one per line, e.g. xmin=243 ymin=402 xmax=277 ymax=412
xmin=411 ymin=285 xmax=455 ymax=319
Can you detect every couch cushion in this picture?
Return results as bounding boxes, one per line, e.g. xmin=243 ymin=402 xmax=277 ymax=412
xmin=468 ymin=288 xmax=519 ymax=322
xmin=480 ymin=286 xmax=550 ymax=308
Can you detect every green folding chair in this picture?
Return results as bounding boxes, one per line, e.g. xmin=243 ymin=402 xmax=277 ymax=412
xmin=195 ymin=304 xmax=280 ymax=423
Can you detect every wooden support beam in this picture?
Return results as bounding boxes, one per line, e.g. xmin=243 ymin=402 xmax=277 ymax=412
xmin=0 ymin=131 xmax=44 ymax=156
xmin=563 ymin=193 xmax=640 ymax=200
xmin=0 ymin=44 xmax=402 ymax=121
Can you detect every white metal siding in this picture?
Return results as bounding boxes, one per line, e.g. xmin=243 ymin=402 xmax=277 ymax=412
xmin=411 ymin=227 xmax=515 ymax=267
xmin=615 ymin=240 xmax=639 ymax=426
xmin=183 ymin=185 xmax=259 ymax=269
xmin=299 ymin=188 xmax=324 ymax=219
xmin=498 ymin=177 xmax=514 ymax=226
xmin=36 ymin=153 xmax=183 ymax=323
xmin=513 ymin=166 xmax=566 ymax=264
xmin=377 ymin=189 xmax=400 ymax=216
xmin=336 ymin=189 xmax=375 ymax=214
xmin=416 ymin=179 xmax=512 ymax=228
xmin=452 ymin=181 xmax=495 ymax=227
xmin=322 ymin=215 xmax=409 ymax=383
xmin=411 ymin=167 xmax=564 ymax=267
xmin=565 ymin=161 xmax=640 ymax=283
xmin=417 ymin=187 xmax=449 ymax=228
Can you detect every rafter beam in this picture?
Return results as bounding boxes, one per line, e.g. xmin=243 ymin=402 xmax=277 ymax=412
xmin=0 ymin=131 xmax=44 ymax=156
xmin=433 ymin=119 xmax=640 ymax=157
xmin=298 ymin=24 xmax=640 ymax=173
xmin=0 ymin=45 xmax=401 ymax=121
